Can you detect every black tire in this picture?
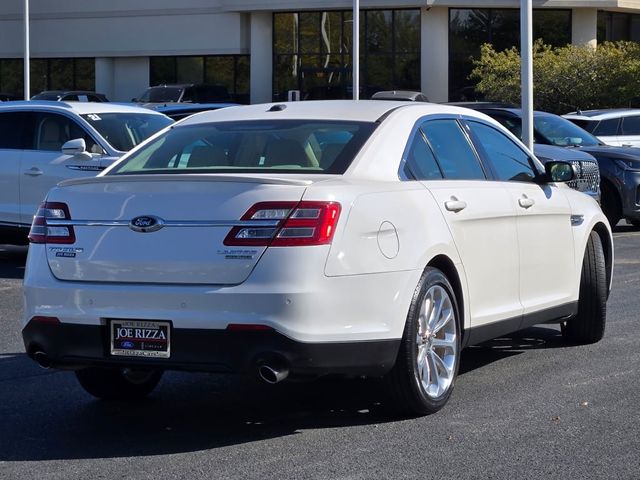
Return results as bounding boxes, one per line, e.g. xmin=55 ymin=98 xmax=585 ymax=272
xmin=629 ymin=220 xmax=640 ymax=228
xmin=563 ymin=231 xmax=607 ymax=344
xmin=75 ymin=367 xmax=163 ymax=400
xmin=384 ymin=267 xmax=461 ymax=416
xmin=601 ymin=182 xmax=622 ymax=228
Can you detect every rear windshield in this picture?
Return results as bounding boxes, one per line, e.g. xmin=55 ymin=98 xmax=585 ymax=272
xmin=82 ymin=113 xmax=174 ymax=152
xmin=108 ymin=120 xmax=377 ymax=175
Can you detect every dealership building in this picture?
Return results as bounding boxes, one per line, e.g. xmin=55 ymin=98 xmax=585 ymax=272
xmin=1 ymin=0 xmax=640 ymax=103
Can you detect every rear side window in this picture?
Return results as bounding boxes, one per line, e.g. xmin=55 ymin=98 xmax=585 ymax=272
xmin=593 ymin=118 xmax=620 ymax=136
xmin=467 ymin=121 xmax=536 ymax=182
xmin=109 ymin=120 xmax=377 ymax=175
xmin=403 ymin=131 xmax=443 ymax=180
xmin=420 ymin=120 xmax=486 ymax=180
xmin=621 ymin=116 xmax=640 ymax=135
xmin=0 ymin=112 xmax=28 ymax=149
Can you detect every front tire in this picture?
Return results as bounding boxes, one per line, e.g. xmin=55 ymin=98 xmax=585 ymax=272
xmin=75 ymin=367 xmax=163 ymax=400
xmin=384 ymin=267 xmax=461 ymax=416
xmin=563 ymin=231 xmax=607 ymax=344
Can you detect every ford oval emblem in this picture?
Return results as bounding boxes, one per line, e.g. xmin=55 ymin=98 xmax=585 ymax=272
xmin=129 ymin=215 xmax=165 ymax=233
xmin=121 ymin=341 xmax=135 ymax=349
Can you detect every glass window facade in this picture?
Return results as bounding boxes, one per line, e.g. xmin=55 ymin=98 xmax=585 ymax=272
xmin=597 ymin=11 xmax=640 ymax=43
xmin=449 ymin=9 xmax=571 ymax=101
xmin=0 ymin=58 xmax=94 ymax=98
xmin=273 ymin=9 xmax=420 ymax=101
xmin=150 ymin=55 xmax=250 ymax=104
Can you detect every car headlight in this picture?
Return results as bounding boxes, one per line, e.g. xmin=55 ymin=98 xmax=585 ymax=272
xmin=614 ymin=159 xmax=640 ymax=171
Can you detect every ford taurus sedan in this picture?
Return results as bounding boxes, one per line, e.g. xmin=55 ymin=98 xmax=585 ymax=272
xmin=22 ymin=101 xmax=613 ymax=415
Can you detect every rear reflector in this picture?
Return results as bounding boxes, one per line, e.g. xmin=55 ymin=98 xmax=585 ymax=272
xmin=29 ymin=316 xmax=61 ymax=325
xmin=226 ymin=324 xmax=273 ymax=332
xmin=28 ymin=202 xmax=75 ymax=244
xmin=224 ymin=201 xmax=341 ymax=247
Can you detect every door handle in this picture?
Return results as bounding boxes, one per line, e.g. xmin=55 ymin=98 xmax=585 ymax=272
xmin=518 ymin=195 xmax=535 ymax=209
xmin=24 ymin=167 xmax=43 ymax=177
xmin=622 ymin=143 xmax=633 ymax=148
xmin=444 ymin=197 xmax=467 ymax=213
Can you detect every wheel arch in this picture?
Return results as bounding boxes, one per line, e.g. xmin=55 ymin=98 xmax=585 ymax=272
xmin=427 ymin=255 xmax=466 ymax=342
xmin=591 ymin=221 xmax=614 ymax=296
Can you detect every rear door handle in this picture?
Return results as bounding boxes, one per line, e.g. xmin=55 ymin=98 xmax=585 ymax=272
xmin=518 ymin=195 xmax=535 ymax=209
xmin=444 ymin=197 xmax=467 ymax=213
xmin=24 ymin=167 xmax=43 ymax=177
xmin=622 ymin=143 xmax=634 ymax=148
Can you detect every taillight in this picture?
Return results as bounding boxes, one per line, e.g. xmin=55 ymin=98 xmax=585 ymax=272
xmin=28 ymin=202 xmax=76 ymax=244
xmin=224 ymin=201 xmax=341 ymax=247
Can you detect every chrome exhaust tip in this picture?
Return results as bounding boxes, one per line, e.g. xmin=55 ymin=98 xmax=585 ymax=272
xmin=258 ymin=362 xmax=289 ymax=384
xmin=33 ymin=351 xmax=52 ymax=369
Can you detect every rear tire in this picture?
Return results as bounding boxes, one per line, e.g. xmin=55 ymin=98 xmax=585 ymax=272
xmin=601 ymin=183 xmax=622 ymax=228
xmin=629 ymin=220 xmax=640 ymax=228
xmin=384 ymin=267 xmax=461 ymax=416
xmin=563 ymin=231 xmax=607 ymax=344
xmin=75 ymin=367 xmax=163 ymax=400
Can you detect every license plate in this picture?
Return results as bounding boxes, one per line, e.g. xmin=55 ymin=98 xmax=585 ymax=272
xmin=110 ymin=319 xmax=171 ymax=358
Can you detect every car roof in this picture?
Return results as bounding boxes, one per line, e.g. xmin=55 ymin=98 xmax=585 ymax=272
xmin=563 ymin=108 xmax=640 ymax=120
xmin=0 ymin=100 xmax=168 ymax=116
xmin=177 ymin=100 xmax=481 ymax=125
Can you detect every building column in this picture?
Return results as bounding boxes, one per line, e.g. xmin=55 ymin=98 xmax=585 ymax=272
xmin=421 ymin=6 xmax=449 ymax=103
xmin=95 ymin=58 xmax=115 ymax=100
xmin=250 ymin=12 xmax=273 ymax=104
xmin=572 ymin=8 xmax=598 ymax=48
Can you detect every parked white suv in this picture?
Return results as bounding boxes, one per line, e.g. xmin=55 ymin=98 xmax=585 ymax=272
xmin=564 ymin=109 xmax=640 ymax=147
xmin=0 ymin=101 xmax=173 ymax=243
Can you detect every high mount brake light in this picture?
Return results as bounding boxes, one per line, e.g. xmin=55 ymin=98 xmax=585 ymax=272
xmin=28 ymin=202 xmax=76 ymax=244
xmin=224 ymin=201 xmax=341 ymax=247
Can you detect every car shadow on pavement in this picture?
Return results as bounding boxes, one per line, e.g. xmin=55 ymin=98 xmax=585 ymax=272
xmin=459 ymin=325 xmax=565 ymax=375
xmin=0 ymin=245 xmax=28 ymax=279
xmin=0 ymin=324 xmax=567 ymax=462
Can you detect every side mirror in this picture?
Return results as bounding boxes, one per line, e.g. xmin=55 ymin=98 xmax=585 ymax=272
xmin=62 ymin=138 xmax=91 ymax=159
xmin=544 ymin=161 xmax=576 ymax=183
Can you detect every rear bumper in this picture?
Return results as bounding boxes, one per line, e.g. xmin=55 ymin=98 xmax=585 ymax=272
xmin=22 ymin=321 xmax=400 ymax=377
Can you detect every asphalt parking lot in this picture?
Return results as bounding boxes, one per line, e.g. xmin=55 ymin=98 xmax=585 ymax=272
xmin=1 ymin=226 xmax=639 ymax=480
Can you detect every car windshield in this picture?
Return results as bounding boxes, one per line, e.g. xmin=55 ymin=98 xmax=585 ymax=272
xmin=138 ymin=87 xmax=183 ymax=103
xmin=108 ymin=120 xmax=377 ymax=175
xmin=534 ymin=114 xmax=601 ymax=147
xmin=82 ymin=113 xmax=174 ymax=152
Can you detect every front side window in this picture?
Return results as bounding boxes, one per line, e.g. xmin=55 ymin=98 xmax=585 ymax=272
xmin=592 ymin=118 xmax=620 ymax=136
xmin=81 ymin=113 xmax=173 ymax=152
xmin=402 ymin=130 xmax=443 ymax=180
xmin=109 ymin=120 xmax=376 ymax=175
xmin=31 ymin=112 xmax=101 ymax=153
xmin=420 ymin=119 xmax=486 ymax=180
xmin=468 ymin=121 xmax=537 ymax=182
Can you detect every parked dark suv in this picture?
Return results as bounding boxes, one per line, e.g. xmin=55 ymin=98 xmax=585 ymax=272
xmin=133 ymin=84 xmax=231 ymax=106
xmin=473 ymin=107 xmax=640 ymax=227
xmin=31 ymin=91 xmax=109 ymax=102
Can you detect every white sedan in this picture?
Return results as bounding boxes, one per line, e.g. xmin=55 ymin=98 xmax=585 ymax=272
xmin=22 ymin=100 xmax=613 ymax=415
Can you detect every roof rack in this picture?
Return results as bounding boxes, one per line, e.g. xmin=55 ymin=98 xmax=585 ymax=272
xmin=0 ymin=100 xmax=74 ymax=109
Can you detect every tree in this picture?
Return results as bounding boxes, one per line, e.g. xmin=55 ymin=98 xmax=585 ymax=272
xmin=470 ymin=40 xmax=640 ymax=114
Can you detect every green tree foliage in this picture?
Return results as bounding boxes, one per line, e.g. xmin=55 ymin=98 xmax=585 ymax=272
xmin=470 ymin=40 xmax=640 ymax=114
